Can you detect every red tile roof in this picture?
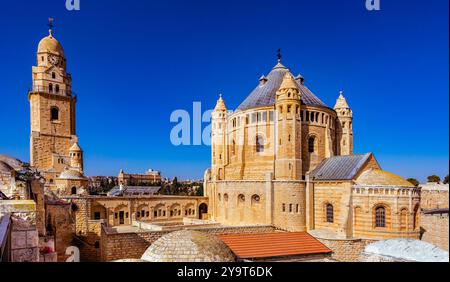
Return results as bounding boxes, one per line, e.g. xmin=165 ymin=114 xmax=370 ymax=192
xmin=218 ymin=232 xmax=331 ymax=259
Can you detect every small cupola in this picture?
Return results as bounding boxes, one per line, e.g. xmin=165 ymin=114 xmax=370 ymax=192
xmin=259 ymin=75 xmax=268 ymax=86
xmin=295 ymin=74 xmax=304 ymax=85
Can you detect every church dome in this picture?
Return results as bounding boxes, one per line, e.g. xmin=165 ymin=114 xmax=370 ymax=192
xmin=236 ymin=62 xmax=328 ymax=111
xmin=356 ymin=169 xmax=413 ymax=187
xmin=37 ymin=32 xmax=64 ymax=56
xmin=58 ymin=169 xmax=85 ymax=180
xmin=141 ymin=230 xmax=236 ymax=262
xmin=0 ymin=161 xmax=14 ymax=173
xmin=0 ymin=154 xmax=23 ymax=170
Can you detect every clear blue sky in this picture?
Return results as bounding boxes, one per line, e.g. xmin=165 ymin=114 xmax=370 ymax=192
xmin=0 ymin=0 xmax=448 ymax=182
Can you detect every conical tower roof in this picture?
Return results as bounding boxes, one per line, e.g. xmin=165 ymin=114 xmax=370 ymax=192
xmin=69 ymin=142 xmax=82 ymax=152
xmin=214 ymin=94 xmax=227 ymax=111
xmin=279 ymin=72 xmax=299 ymax=91
xmin=334 ymin=91 xmax=350 ymax=109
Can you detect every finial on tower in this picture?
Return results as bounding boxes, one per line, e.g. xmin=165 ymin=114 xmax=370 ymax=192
xmin=48 ymin=17 xmax=54 ymax=36
xmin=277 ymin=49 xmax=282 ymax=63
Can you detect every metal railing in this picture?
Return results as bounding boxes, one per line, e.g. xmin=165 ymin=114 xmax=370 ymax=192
xmin=28 ymin=85 xmax=75 ymax=97
xmin=0 ymin=214 xmax=12 ymax=262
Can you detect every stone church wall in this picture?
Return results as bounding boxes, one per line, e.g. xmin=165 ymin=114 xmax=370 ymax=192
xmin=314 ymin=236 xmax=375 ymax=262
xmin=420 ymin=212 xmax=449 ymax=251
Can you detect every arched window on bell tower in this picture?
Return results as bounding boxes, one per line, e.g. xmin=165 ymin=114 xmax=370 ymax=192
xmin=51 ymin=107 xmax=59 ymax=121
xmin=308 ymin=136 xmax=316 ymax=153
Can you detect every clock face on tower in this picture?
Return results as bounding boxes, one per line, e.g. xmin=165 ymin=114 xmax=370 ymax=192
xmin=49 ymin=55 xmax=60 ymax=66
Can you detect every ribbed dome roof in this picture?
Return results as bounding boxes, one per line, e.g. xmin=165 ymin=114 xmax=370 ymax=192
xmin=37 ymin=32 xmax=64 ymax=56
xmin=236 ymin=62 xmax=328 ymax=111
xmin=141 ymin=230 xmax=235 ymax=262
xmin=356 ymin=169 xmax=413 ymax=187
xmin=58 ymin=169 xmax=86 ymax=180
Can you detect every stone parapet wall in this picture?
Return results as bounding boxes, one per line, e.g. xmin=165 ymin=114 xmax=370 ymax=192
xmin=101 ymin=225 xmax=276 ymax=262
xmin=0 ymin=200 xmax=40 ymax=262
xmin=420 ymin=212 xmax=449 ymax=251
xmin=420 ymin=184 xmax=449 ymax=210
xmin=313 ymin=235 xmax=375 ymax=262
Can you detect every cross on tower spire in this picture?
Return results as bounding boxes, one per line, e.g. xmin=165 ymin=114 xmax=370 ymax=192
xmin=277 ymin=49 xmax=282 ymax=63
xmin=48 ymin=17 xmax=54 ymax=36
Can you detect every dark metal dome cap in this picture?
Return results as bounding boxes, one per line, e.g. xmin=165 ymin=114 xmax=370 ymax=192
xmin=236 ymin=63 xmax=328 ymax=111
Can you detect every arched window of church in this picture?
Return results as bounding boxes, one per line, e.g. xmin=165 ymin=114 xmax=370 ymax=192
xmin=256 ymin=135 xmax=264 ymax=153
xmin=224 ymin=193 xmax=228 ymax=202
xmin=400 ymin=208 xmax=408 ymax=231
xmin=49 ymin=83 xmax=53 ymax=93
xmin=51 ymin=107 xmax=59 ymax=121
xmin=375 ymin=206 xmax=386 ymax=227
xmin=52 ymin=72 xmax=56 ymax=79
xmin=231 ymin=140 xmax=236 ymax=155
xmin=326 ymin=204 xmax=333 ymax=223
xmin=71 ymin=187 xmax=77 ymax=195
xmin=55 ymin=84 xmax=59 ymax=93
xmin=308 ymin=136 xmax=316 ymax=153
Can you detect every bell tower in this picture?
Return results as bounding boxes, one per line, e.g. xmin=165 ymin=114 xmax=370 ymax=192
xmin=29 ymin=19 xmax=82 ymax=183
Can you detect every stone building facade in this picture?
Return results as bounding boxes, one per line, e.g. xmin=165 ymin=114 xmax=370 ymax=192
xmin=118 ymin=169 xmax=162 ymax=186
xmin=67 ymin=195 xmax=208 ymax=261
xmin=5 ymin=26 xmax=434 ymax=262
xmin=204 ymin=58 xmax=421 ymax=242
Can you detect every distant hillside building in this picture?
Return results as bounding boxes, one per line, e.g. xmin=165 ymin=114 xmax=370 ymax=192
xmin=118 ymin=169 xmax=162 ymax=186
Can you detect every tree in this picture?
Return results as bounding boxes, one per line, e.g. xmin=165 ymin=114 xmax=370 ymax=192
xmin=444 ymin=175 xmax=449 ymax=184
xmin=427 ymin=175 xmax=441 ymax=183
xmin=407 ymin=178 xmax=419 ymax=187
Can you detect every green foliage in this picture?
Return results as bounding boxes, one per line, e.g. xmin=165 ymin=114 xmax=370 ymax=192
xmin=427 ymin=175 xmax=441 ymax=183
xmin=444 ymin=175 xmax=449 ymax=184
xmin=406 ymin=178 xmax=419 ymax=187
xmin=157 ymin=177 xmax=203 ymax=196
